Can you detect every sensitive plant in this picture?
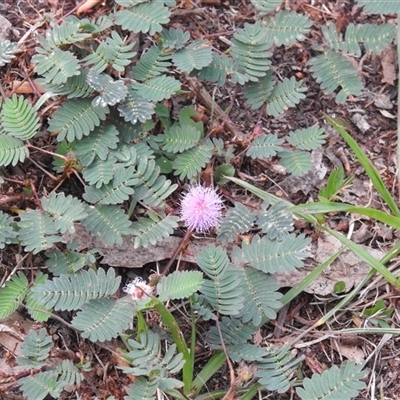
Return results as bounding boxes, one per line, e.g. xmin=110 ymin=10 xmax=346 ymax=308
xmin=0 ymin=0 xmax=395 ymax=399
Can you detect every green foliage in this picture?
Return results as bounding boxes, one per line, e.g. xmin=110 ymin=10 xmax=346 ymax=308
xmin=296 ymin=361 xmax=367 ymax=400
xmin=256 ymin=343 xmax=303 ymax=393
xmin=356 ymin=0 xmax=400 ymax=13
xmin=217 ymin=202 xmax=257 ymax=242
xmin=197 ymin=245 xmax=244 ymax=316
xmin=0 ymin=135 xmax=28 ymax=166
xmin=158 ymin=125 xmax=201 ymax=153
xmin=114 ymin=2 xmax=171 ymax=34
xmin=157 ymin=271 xmax=204 ymax=301
xmin=244 ymin=70 xmax=275 ymax=109
xmin=250 ymin=0 xmax=283 ymax=13
xmin=133 ymin=76 xmax=181 ymax=102
xmin=239 ymin=267 xmax=282 ymax=325
xmin=31 ymin=268 xmax=120 ymax=311
xmin=0 ymin=39 xmax=17 ymax=66
xmin=18 ymin=371 xmax=65 ymax=400
xmin=231 ymin=22 xmax=272 ymax=82
xmin=132 ymin=45 xmax=172 ymax=81
xmin=263 ymin=10 xmax=312 ymax=46
xmin=124 ymin=377 xmax=159 ymax=400
xmin=131 ymin=213 xmax=179 ymax=248
xmin=172 ymin=39 xmax=213 ymax=72
xmin=0 ymin=210 xmax=17 ymax=248
xmin=17 ymin=328 xmax=53 ymax=367
xmin=246 ymin=133 xmax=285 ymax=159
xmin=286 ymin=126 xmax=326 ymax=150
xmin=279 ymin=149 xmax=312 ymax=176
xmin=0 ymin=272 xmax=29 ymax=319
xmin=257 ymin=201 xmax=294 ymax=240
xmin=72 ymin=297 xmax=134 ymax=341
xmin=308 ymin=49 xmax=363 ymax=103
xmin=48 ymin=99 xmax=108 ymax=142
xmin=1 ymin=94 xmax=40 ymax=139
xmin=82 ymin=204 xmax=133 ymax=245
xmin=234 ymin=233 xmax=311 ymax=273
xmin=26 ymin=272 xmax=52 ymax=322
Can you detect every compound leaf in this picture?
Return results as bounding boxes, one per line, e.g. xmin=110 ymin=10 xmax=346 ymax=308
xmin=72 ymin=297 xmax=134 ymax=342
xmin=266 ymin=77 xmax=306 ymax=117
xmin=115 ymin=2 xmax=170 ymax=35
xmin=82 ymin=204 xmax=133 ymax=245
xmin=31 ymin=268 xmax=120 ymax=311
xmin=0 ymin=272 xmax=29 ymax=319
xmin=1 ymin=94 xmax=40 ymax=140
xmin=296 ymin=361 xmax=367 ymax=400
xmin=48 ymin=98 xmax=108 ymax=142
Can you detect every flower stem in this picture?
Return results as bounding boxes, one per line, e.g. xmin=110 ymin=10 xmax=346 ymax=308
xmin=160 ymin=229 xmax=193 ymax=276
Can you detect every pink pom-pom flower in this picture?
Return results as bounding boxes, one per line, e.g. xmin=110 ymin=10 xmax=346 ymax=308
xmin=180 ymin=185 xmax=223 ymax=232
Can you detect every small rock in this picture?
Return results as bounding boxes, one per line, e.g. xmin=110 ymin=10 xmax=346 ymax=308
xmin=374 ymin=94 xmax=393 ymax=110
xmin=351 ymin=113 xmax=370 ymax=133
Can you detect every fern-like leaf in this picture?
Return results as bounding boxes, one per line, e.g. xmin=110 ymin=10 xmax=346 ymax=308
xmin=18 ymin=210 xmax=60 ymax=254
xmin=286 ymin=126 xmax=326 ymax=150
xmin=72 ymin=297 xmax=135 ymax=342
xmin=234 ymin=234 xmax=311 ymax=273
xmin=256 ymin=343 xmax=302 ymax=393
xmin=0 ymin=210 xmax=17 ymax=248
xmin=342 ymin=23 xmax=395 ymax=56
xmin=83 ymin=166 xmax=139 ymax=204
xmin=37 ymin=69 xmax=94 ymax=98
xmin=278 ymin=149 xmax=312 ymax=176
xmin=158 ymin=125 xmax=201 ymax=153
xmin=26 ymin=272 xmax=52 ymax=322
xmin=124 ymin=330 xmax=185 ymax=380
xmin=17 ymin=328 xmax=53 ymax=366
xmin=86 ymin=70 xmax=128 ymax=107
xmin=130 ymin=156 xmax=177 ymax=207
xmin=55 ymin=360 xmax=83 ymax=385
xmin=356 ymin=0 xmax=400 ymax=14
xmin=32 ymin=48 xmax=80 ymax=85
xmin=82 ymin=156 xmax=116 ymax=187
xmin=0 ymin=136 xmax=28 ymax=166
xmin=239 ymin=267 xmax=282 ymax=326
xmin=18 ymin=371 xmax=64 ymax=400
xmin=217 ymin=202 xmax=257 ymax=242
xmin=41 ymin=192 xmax=87 ymax=234
xmin=132 ymin=45 xmax=172 ymax=81
xmin=117 ymin=88 xmax=155 ymax=124
xmin=263 ymin=10 xmax=312 ymax=46
xmin=75 ymin=123 xmax=119 ymax=166
xmin=0 ymin=272 xmax=29 ymax=319
xmin=1 ymin=94 xmax=40 ymax=139
xmin=198 ymin=52 xmax=236 ymax=86
xmin=133 ymin=76 xmax=180 ymax=102
xmin=244 ymin=70 xmax=275 ymax=109
xmin=308 ymin=49 xmax=363 ymax=103
xmin=197 ymin=245 xmax=244 ymax=316
xmin=83 ymin=31 xmax=137 ymax=73
xmin=131 ymin=214 xmax=179 ymax=249
xmin=266 ymin=77 xmax=306 ymax=117
xmin=296 ymin=361 xmax=367 ymax=400
xmin=82 ymin=204 xmax=133 ymax=245
xmin=45 ymin=249 xmax=93 ymax=275
xmin=160 ymin=27 xmax=190 ymax=50
xmin=257 ymin=201 xmax=294 ymax=240
xmin=115 ymin=3 xmax=171 ymax=35
xmin=231 ymin=22 xmax=272 ymax=82
xmin=124 ymin=377 xmax=159 ymax=400
xmin=0 ymin=39 xmax=17 ymax=67
xmin=246 ymin=133 xmax=284 ymax=159
xmin=173 ymin=141 xmax=213 ymax=179
xmin=172 ymin=39 xmax=213 ymax=72
xmin=31 ymin=268 xmax=120 ymax=311
xmin=157 ymin=271 xmax=203 ymax=302
xmin=206 ymin=316 xmax=257 ymax=348
xmin=48 ymin=99 xmax=108 ymax=142
xmin=250 ymin=0 xmax=283 ymax=13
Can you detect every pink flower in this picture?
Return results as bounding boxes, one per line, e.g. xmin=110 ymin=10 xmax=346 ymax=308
xmin=180 ymin=185 xmax=223 ymax=232
xmin=123 ymin=277 xmax=153 ymax=300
